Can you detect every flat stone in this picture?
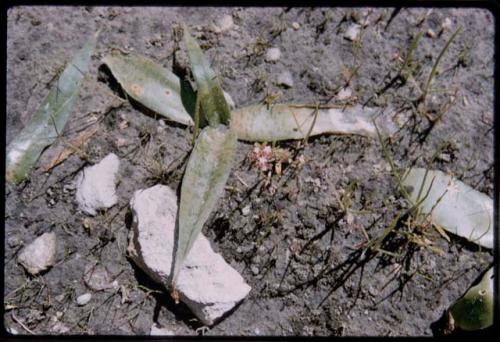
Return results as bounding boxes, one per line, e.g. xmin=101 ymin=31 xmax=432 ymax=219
xmin=265 ymin=47 xmax=281 ymax=62
xmin=17 ymin=232 xmax=56 ymax=275
xmin=75 ymin=153 xmax=120 ymax=216
xmin=127 ymin=185 xmax=251 ymax=326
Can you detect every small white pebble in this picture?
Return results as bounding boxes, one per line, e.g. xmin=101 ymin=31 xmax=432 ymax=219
xmin=426 ymin=29 xmax=436 ymax=38
xmin=217 ymin=14 xmax=234 ymax=32
xmin=251 ymin=265 xmax=260 ymax=275
xmin=241 ymin=205 xmax=251 ymax=216
xmin=344 ymin=24 xmax=361 ymax=41
xmin=265 ymin=47 xmax=281 ymax=62
xmin=276 ymin=71 xmax=294 ymax=88
xmin=441 ymin=17 xmax=452 ymax=31
xmin=291 ymin=22 xmax=300 ymax=30
xmin=77 ymin=293 xmax=92 ymax=306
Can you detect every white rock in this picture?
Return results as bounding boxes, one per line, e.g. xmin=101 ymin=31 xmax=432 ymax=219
xmin=276 ymin=71 xmax=294 ymax=88
xmin=265 ymin=47 xmax=281 ymax=62
xmin=344 ymin=24 xmax=361 ymax=41
xmin=76 ymin=293 xmax=92 ymax=306
xmin=291 ymin=22 xmax=300 ymax=30
xmin=127 ymin=185 xmax=251 ymax=326
xmin=213 ymin=14 xmax=234 ymax=33
xmin=150 ymin=323 xmax=175 ymax=336
xmin=75 ymin=153 xmax=120 ymax=216
xmin=17 ymin=232 xmax=56 ymax=275
xmin=223 ymin=90 xmax=236 ymax=109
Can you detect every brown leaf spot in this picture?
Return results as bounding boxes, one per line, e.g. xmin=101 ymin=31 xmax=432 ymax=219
xmin=130 ymin=83 xmax=143 ymax=97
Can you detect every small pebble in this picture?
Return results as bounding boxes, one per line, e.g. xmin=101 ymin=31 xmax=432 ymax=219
xmin=251 ymin=265 xmax=260 ymax=275
xmin=344 ymin=24 xmax=361 ymax=41
xmin=7 ymin=236 xmax=22 ymax=248
xmin=150 ymin=324 xmax=175 ymax=336
xmin=241 ymin=205 xmax=251 ymax=216
xmin=214 ymin=14 xmax=234 ymax=33
xmin=265 ymin=47 xmax=281 ymax=62
xmin=276 ymin=71 xmax=294 ymax=88
xmin=426 ymin=29 xmax=436 ymax=38
xmin=441 ymin=17 xmax=452 ymax=31
xmin=77 ymin=293 xmax=92 ymax=306
xmin=337 ymin=87 xmax=352 ymax=100
xmin=291 ymin=22 xmax=300 ymax=30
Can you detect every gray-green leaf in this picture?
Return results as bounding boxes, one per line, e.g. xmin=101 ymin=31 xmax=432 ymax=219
xmin=401 ymin=168 xmax=493 ymax=249
xmin=102 ymin=51 xmax=194 ymax=126
xmin=449 ymin=267 xmax=493 ymax=331
xmin=172 ymin=125 xmax=237 ymax=284
xmin=6 ymin=31 xmax=99 ymax=184
xmin=184 ymin=26 xmax=231 ymax=126
xmin=231 ymin=103 xmax=396 ymax=142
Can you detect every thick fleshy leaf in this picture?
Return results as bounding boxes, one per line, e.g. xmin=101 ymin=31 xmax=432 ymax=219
xmin=172 ymin=125 xmax=236 ymax=284
xmin=102 ymin=51 xmax=194 ymax=126
xmin=401 ymin=168 xmax=493 ymax=249
xmin=6 ymin=31 xmax=99 ymax=184
xmin=449 ymin=267 xmax=493 ymax=331
xmin=184 ymin=26 xmax=231 ymax=126
xmin=230 ymin=103 xmax=396 ymax=142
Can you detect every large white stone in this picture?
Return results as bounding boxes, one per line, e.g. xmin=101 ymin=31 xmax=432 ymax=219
xmin=127 ymin=185 xmax=251 ymax=326
xmin=17 ymin=232 xmax=56 ymax=275
xmin=75 ymin=153 xmax=120 ymax=215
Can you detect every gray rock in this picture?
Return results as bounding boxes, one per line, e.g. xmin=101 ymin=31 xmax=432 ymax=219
xmin=75 ymin=153 xmax=120 ymax=216
xmin=17 ymin=232 xmax=56 ymax=275
xmin=127 ymin=185 xmax=251 ymax=326
xmin=276 ymin=71 xmax=294 ymax=88
xmin=265 ymin=47 xmax=281 ymax=62
xmin=76 ymin=293 xmax=92 ymax=306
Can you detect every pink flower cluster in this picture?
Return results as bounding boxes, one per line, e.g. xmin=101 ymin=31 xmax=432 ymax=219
xmin=249 ymin=144 xmax=273 ymax=171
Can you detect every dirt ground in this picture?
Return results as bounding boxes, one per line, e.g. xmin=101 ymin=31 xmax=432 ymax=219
xmin=4 ymin=6 xmax=495 ymax=336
